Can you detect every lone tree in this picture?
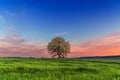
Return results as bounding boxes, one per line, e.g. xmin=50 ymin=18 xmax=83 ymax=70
xmin=47 ymin=37 xmax=70 ymax=58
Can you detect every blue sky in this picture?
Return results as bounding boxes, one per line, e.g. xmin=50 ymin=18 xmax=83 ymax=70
xmin=0 ymin=0 xmax=120 ymax=43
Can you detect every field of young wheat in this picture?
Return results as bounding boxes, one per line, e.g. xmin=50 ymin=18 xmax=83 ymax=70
xmin=0 ymin=58 xmax=120 ymax=80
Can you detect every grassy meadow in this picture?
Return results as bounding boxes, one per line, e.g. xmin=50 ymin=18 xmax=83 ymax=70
xmin=0 ymin=57 xmax=120 ymax=80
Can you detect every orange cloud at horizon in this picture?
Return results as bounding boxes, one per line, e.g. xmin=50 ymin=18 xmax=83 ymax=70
xmin=70 ymin=33 xmax=120 ymax=57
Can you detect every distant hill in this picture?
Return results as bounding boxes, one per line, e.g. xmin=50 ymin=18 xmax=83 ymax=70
xmin=79 ymin=55 xmax=120 ymax=60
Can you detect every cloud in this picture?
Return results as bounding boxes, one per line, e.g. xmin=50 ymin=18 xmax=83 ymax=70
xmin=70 ymin=33 xmax=120 ymax=57
xmin=2 ymin=34 xmax=25 ymax=46
xmin=0 ymin=34 xmax=48 ymax=57
xmin=54 ymin=32 xmax=68 ymax=36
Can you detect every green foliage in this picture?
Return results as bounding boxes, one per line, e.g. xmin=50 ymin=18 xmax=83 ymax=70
xmin=47 ymin=37 xmax=70 ymax=58
xmin=0 ymin=58 xmax=120 ymax=80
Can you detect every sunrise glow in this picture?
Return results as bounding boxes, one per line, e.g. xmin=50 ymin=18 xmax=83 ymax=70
xmin=0 ymin=0 xmax=120 ymax=57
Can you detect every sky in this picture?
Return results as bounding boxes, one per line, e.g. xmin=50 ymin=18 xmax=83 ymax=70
xmin=0 ymin=0 xmax=120 ymax=57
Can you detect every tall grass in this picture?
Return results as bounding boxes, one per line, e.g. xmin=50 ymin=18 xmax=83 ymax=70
xmin=0 ymin=58 xmax=120 ymax=80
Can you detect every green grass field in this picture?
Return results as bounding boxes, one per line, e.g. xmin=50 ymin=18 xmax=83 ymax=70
xmin=0 ymin=58 xmax=120 ymax=80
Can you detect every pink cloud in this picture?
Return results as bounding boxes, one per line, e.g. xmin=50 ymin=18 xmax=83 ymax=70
xmin=1 ymin=34 xmax=25 ymax=46
xmin=70 ymin=33 xmax=120 ymax=57
xmin=0 ymin=35 xmax=49 ymax=58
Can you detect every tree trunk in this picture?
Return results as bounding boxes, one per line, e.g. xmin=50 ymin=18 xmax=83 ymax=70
xmin=58 ymin=53 xmax=62 ymax=58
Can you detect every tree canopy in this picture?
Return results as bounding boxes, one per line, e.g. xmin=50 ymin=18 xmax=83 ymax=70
xmin=47 ymin=37 xmax=70 ymax=58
